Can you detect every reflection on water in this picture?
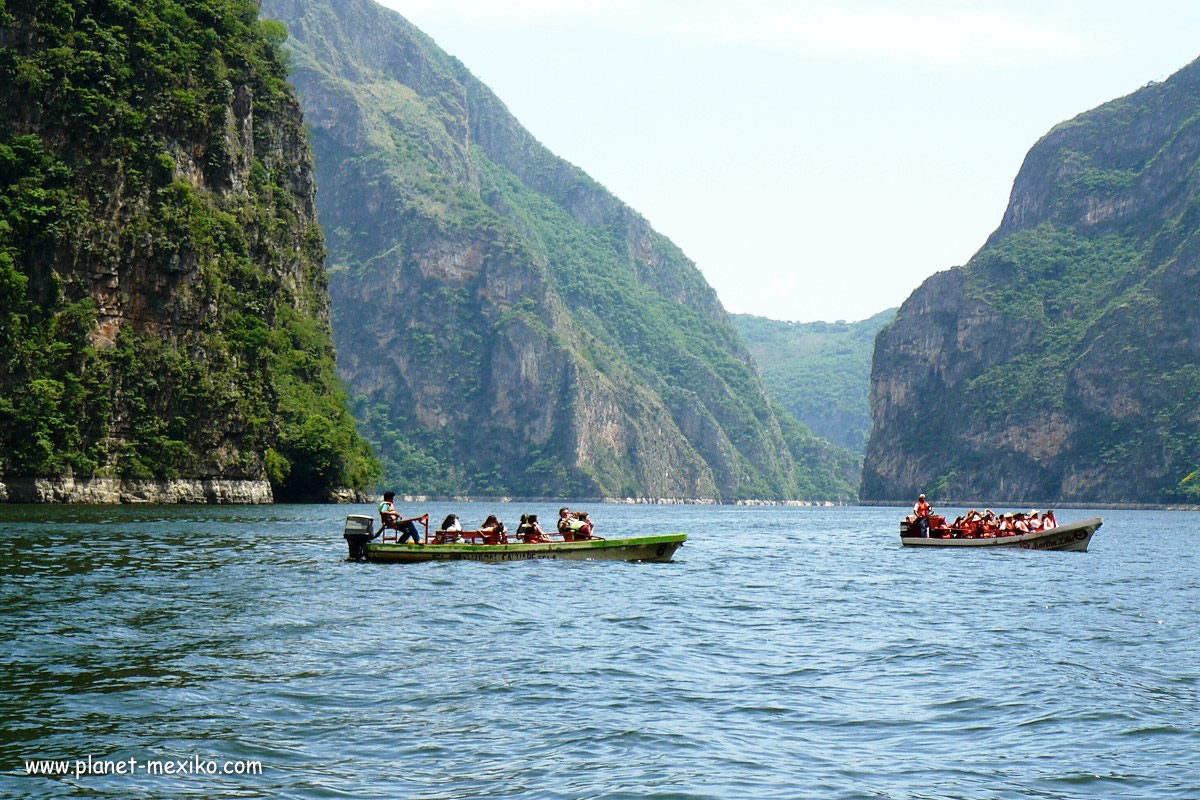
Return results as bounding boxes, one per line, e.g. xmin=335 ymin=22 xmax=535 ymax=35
xmin=1 ymin=503 xmax=1198 ymax=798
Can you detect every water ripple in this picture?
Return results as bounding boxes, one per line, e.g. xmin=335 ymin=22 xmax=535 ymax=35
xmin=1 ymin=503 xmax=1198 ymax=798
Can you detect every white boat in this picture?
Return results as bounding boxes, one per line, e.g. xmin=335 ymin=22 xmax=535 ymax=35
xmin=900 ymin=516 xmax=1102 ymax=551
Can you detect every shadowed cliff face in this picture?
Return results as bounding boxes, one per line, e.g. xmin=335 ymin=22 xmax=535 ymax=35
xmin=263 ymin=0 xmax=859 ymax=500
xmin=864 ymin=57 xmax=1200 ymax=505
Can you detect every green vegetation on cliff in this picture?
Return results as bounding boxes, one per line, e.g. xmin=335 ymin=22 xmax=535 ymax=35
xmin=0 ymin=0 xmax=378 ymax=498
xmin=733 ymin=310 xmax=895 ymax=454
xmin=864 ymin=59 xmax=1200 ymax=504
xmin=265 ymin=0 xmax=858 ymax=500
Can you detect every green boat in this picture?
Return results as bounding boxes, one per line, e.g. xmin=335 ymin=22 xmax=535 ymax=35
xmin=342 ymin=515 xmax=685 ymax=563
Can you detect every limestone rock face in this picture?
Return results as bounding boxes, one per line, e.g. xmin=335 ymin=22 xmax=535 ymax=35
xmin=3 ymin=478 xmax=273 ymax=504
xmin=864 ymin=58 xmax=1200 ymax=504
xmin=263 ymin=0 xmax=858 ymax=500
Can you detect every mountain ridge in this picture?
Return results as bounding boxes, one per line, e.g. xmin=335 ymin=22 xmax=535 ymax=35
xmin=263 ymin=0 xmax=859 ymax=501
xmin=864 ymin=56 xmax=1200 ymax=504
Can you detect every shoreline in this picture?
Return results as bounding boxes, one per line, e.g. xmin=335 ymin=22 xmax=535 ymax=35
xmin=5 ymin=481 xmax=1194 ymax=510
xmin=858 ymin=499 xmax=1200 ymax=512
xmin=0 ymin=477 xmax=274 ymax=504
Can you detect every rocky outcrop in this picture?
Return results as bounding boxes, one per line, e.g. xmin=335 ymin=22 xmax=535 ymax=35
xmin=3 ymin=478 xmax=273 ymax=504
xmin=864 ymin=58 xmax=1200 ymax=504
xmin=263 ymin=0 xmax=858 ymax=501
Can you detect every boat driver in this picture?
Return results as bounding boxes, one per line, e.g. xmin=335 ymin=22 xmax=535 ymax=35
xmin=913 ymin=493 xmax=932 ymax=538
xmin=378 ymin=491 xmax=426 ymax=544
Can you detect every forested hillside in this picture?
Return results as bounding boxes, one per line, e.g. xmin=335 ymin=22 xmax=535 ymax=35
xmin=0 ymin=0 xmax=377 ymax=501
xmin=262 ymin=0 xmax=858 ymax=501
xmin=734 ymin=310 xmax=895 ymax=454
xmin=865 ymin=57 xmax=1200 ymax=504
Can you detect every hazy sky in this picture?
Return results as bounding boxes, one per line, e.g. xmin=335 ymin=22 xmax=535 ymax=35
xmin=373 ymin=1 xmax=1200 ymax=322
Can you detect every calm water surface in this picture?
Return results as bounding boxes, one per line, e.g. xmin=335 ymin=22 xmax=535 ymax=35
xmin=1 ymin=503 xmax=1198 ymax=799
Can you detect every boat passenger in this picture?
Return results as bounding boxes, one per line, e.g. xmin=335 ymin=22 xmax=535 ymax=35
xmin=997 ymin=513 xmax=1013 ymax=535
xmin=575 ymin=511 xmax=598 ymax=539
xmin=378 ymin=491 xmax=426 ymax=544
xmin=913 ymin=493 xmax=932 ymax=538
xmin=1027 ymin=511 xmax=1043 ymax=532
xmin=1042 ymin=510 xmax=1057 ymax=529
xmin=478 ymin=515 xmax=508 ymax=545
xmin=519 ymin=514 xmax=551 ymax=543
xmin=558 ymin=507 xmax=585 ymax=541
xmin=438 ymin=513 xmax=464 ymax=544
xmin=1014 ymin=513 xmax=1029 ymax=534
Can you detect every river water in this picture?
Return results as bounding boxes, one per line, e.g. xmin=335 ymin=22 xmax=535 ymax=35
xmin=1 ymin=502 xmax=1197 ymax=799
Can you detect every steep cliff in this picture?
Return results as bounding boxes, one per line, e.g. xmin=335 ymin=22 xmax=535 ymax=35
xmin=0 ymin=0 xmax=377 ymax=501
xmin=864 ymin=58 xmax=1200 ymax=504
xmin=261 ymin=0 xmax=858 ymax=500
xmin=734 ymin=310 xmax=895 ymax=454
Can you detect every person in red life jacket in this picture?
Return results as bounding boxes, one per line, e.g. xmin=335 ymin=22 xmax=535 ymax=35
xmin=477 ymin=514 xmax=508 ymax=545
xmin=997 ymin=513 xmax=1014 ymax=535
xmin=1027 ymin=510 xmax=1043 ymax=532
xmin=517 ymin=513 xmax=551 ymax=543
xmin=1013 ymin=513 xmax=1030 ymax=534
xmin=913 ymin=493 xmax=932 ymax=537
xmin=1042 ymin=510 xmax=1057 ymax=529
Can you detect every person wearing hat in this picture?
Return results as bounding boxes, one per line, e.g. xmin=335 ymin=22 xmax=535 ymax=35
xmin=913 ymin=493 xmax=932 ymax=538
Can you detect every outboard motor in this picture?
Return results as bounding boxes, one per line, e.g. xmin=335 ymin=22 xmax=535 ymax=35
xmin=344 ymin=514 xmax=376 ymax=560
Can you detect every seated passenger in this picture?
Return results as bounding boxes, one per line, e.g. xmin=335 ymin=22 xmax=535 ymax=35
xmin=478 ymin=514 xmax=508 ymax=545
xmin=1014 ymin=513 xmax=1029 ymax=534
xmin=575 ymin=511 xmax=598 ymax=539
xmin=1042 ymin=510 xmax=1057 ymax=529
xmin=520 ymin=514 xmax=551 ymax=543
xmin=1027 ymin=511 xmax=1043 ymax=532
xmin=437 ymin=513 xmax=464 ymax=544
xmin=558 ymin=507 xmax=585 ymax=541
xmin=515 ymin=514 xmax=531 ymax=539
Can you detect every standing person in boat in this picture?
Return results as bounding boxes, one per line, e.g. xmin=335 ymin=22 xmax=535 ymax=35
xmin=378 ymin=491 xmax=427 ymax=544
xmin=913 ymin=493 xmax=933 ymax=538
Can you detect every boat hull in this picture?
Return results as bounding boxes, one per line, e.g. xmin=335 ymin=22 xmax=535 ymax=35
xmin=362 ymin=533 xmax=687 ymax=564
xmin=900 ymin=517 xmax=1102 ymax=552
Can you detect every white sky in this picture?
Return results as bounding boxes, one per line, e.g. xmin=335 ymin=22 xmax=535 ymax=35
xmin=373 ymin=0 xmax=1200 ymax=323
